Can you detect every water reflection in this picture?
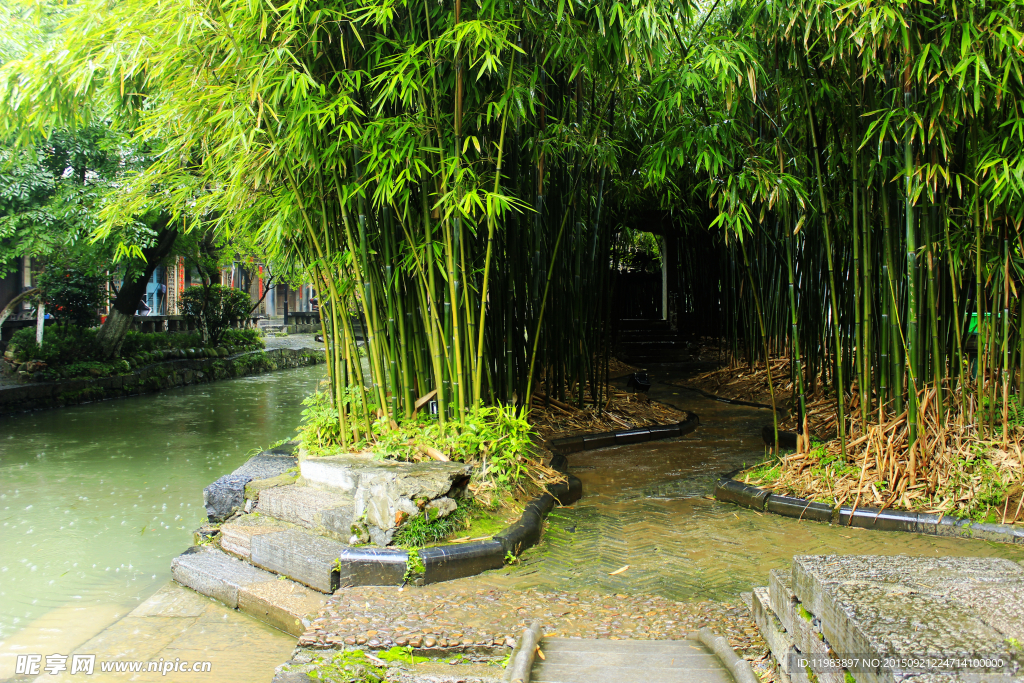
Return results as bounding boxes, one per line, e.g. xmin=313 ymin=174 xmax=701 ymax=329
xmin=0 ymin=365 xmax=325 ymax=642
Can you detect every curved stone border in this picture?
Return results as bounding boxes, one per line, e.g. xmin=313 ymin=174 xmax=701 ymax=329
xmin=661 ymin=381 xmax=780 ymax=410
xmin=0 ymin=347 xmax=325 ymax=415
xmin=336 ymin=458 xmax=584 ymax=586
xmin=549 ymin=414 xmax=700 ymax=455
xmin=694 ymin=627 xmax=759 ymax=683
xmin=714 ymin=478 xmax=1024 ymax=544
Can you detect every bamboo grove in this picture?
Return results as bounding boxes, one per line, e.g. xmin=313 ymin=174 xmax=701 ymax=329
xmin=3 ymin=0 xmax=1024 ymax=453
xmin=0 ymin=0 xmax=691 ymax=441
xmin=644 ymin=0 xmax=1024 ymax=459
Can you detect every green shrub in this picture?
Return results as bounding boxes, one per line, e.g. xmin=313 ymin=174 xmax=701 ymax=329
xmin=37 ymin=262 xmax=106 ymax=328
xmin=179 ymin=284 xmax=253 ymax=346
xmin=120 ymin=330 xmax=204 ymax=356
xmin=7 ymin=325 xmax=101 ymax=365
xmin=221 ymin=327 xmax=264 ymax=347
xmin=392 ymin=501 xmax=472 ymax=548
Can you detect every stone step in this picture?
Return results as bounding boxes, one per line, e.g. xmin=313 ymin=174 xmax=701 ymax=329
xmin=171 ymin=546 xmax=277 ymax=609
xmin=249 ymin=527 xmax=348 ymax=593
xmin=257 ymin=484 xmax=355 ymax=540
xmin=219 ymin=515 xmax=292 ymax=560
xmin=531 ymin=638 xmax=732 ymax=683
xmin=171 ymin=546 xmax=327 ymax=636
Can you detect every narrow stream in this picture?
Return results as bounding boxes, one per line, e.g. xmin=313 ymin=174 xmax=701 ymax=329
xmin=0 ymin=365 xmax=325 ymax=647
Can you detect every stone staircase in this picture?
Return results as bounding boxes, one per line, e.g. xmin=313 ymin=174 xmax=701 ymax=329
xmin=172 ymin=445 xmax=476 ymax=635
xmin=530 ymin=638 xmax=735 ymax=683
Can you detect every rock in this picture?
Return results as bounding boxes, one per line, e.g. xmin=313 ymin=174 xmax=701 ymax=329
xmin=88 ymin=367 xmax=103 ymax=377
xmin=344 ymin=636 xmax=356 ymax=645
xmin=356 ymin=636 xmax=367 ymax=645
xmin=203 ymin=473 xmax=254 ymax=522
xmin=367 ymin=639 xmax=380 ymax=648
xmin=396 ymin=636 xmax=409 ymax=646
xmin=368 ymin=526 xmax=395 ymax=547
xmin=423 ymin=636 xmax=436 ymax=647
xmin=425 ymin=497 xmax=457 ymax=519
xmin=409 ymin=636 xmax=422 ymax=648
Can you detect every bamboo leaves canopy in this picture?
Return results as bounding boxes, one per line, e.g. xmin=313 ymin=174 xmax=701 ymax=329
xmin=4 ymin=0 xmax=1024 ymax=454
xmin=0 ymin=0 xmax=694 ymax=440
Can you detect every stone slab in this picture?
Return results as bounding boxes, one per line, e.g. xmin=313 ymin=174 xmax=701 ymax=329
xmin=790 ymin=555 xmax=1024 ymax=619
xmin=246 ymin=471 xmax=300 ymax=500
xmin=129 ymin=582 xmax=211 ymax=618
xmin=170 ymin=547 xmax=277 ymax=608
xmin=238 ymin=578 xmax=329 ymax=636
xmin=258 ymin=484 xmax=355 ymax=539
xmin=752 ymin=587 xmax=800 ymax=680
xmin=250 ymin=527 xmax=347 ymax=593
xmin=233 ymin=453 xmax=298 ymax=481
xmin=790 ymin=556 xmax=1024 ymax=683
xmin=220 ymin=517 xmax=290 ymax=559
xmin=354 ymin=462 xmax=473 ymax=532
xmin=769 ymin=568 xmax=797 ymax=635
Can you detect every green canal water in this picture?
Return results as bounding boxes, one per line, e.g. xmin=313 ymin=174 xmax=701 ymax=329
xmin=0 ymin=364 xmax=325 ymax=644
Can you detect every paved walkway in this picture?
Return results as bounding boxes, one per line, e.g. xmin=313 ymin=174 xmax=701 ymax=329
xmin=262 ymin=333 xmax=321 ymax=352
xmin=23 ymin=583 xmax=294 ymax=683
xmin=531 ymin=638 xmax=732 ymax=683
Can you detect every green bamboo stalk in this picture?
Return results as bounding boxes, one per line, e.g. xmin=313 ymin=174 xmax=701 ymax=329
xmin=801 ymin=73 xmax=847 ymax=459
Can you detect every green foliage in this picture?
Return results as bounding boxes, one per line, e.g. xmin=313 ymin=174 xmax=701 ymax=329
xmin=301 ymin=393 xmax=538 ymax=492
xmin=120 ymin=330 xmax=203 ymax=356
xmin=220 ymin=327 xmax=263 ymax=348
xmin=8 ymin=325 xmax=100 ymax=366
xmin=392 ymin=501 xmax=472 ymax=549
xmin=304 ymin=647 xmax=427 ymax=683
xmin=403 ymin=549 xmax=425 ymax=584
xmin=179 ymin=284 xmax=253 ymax=346
xmin=36 ymin=260 xmax=106 ymax=328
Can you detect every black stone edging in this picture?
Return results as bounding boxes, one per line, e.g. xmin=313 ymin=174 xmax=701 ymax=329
xmin=336 ymin=455 xmax=584 ymax=587
xmin=548 ymin=414 xmax=700 ymax=455
xmin=663 ymin=381 xmax=783 ymax=412
xmin=0 ymin=347 xmax=325 ymax=415
xmin=713 ymin=477 xmax=1024 ymax=544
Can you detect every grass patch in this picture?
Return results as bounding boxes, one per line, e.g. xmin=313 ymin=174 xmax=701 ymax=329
xmin=391 ymin=497 xmax=524 ymax=549
xmin=392 ymin=502 xmax=472 ymax=548
xmin=305 ymin=647 xmax=427 ymax=682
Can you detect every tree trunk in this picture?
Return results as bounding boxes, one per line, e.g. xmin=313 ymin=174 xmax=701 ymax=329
xmin=95 ymin=222 xmax=178 ymax=358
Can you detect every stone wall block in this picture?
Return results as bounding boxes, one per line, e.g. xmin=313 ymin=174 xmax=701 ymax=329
xmin=171 ymin=547 xmax=276 ymax=608
xmin=249 ymin=528 xmax=346 ymax=593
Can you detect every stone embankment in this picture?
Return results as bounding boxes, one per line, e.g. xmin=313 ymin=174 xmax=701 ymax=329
xmin=753 ymin=554 xmax=1024 ymax=683
xmin=0 ymin=346 xmax=324 ymax=414
xmin=173 ymin=443 xmax=582 ymax=638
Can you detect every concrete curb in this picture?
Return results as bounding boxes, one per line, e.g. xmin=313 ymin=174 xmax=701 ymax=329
xmin=714 ymin=477 xmax=1024 ymax=544
xmin=549 ymin=414 xmax=700 ymax=455
xmin=504 ymin=620 xmax=542 ymax=683
xmin=694 ymin=627 xmax=760 ymax=683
